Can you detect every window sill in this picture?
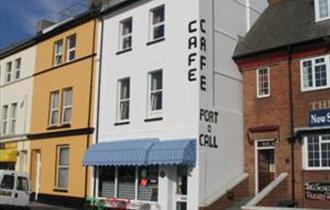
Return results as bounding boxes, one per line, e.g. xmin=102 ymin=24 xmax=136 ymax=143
xmin=53 ymin=188 xmax=68 ymax=193
xmin=47 ymin=123 xmax=71 ymax=130
xmin=256 ymin=94 xmax=271 ymax=99
xmin=146 ymin=37 xmax=165 ymax=46
xmin=116 ymin=48 xmax=132 ymax=55
xmin=144 ymin=117 xmax=163 ymax=122
xmin=301 ymin=86 xmax=330 ymax=93
xmin=302 ymin=168 xmax=330 ymax=172
xmin=114 ymin=121 xmax=130 ymax=126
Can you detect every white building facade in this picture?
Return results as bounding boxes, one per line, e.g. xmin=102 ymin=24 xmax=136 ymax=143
xmin=0 ymin=44 xmax=36 ymax=173
xmin=84 ymin=0 xmax=268 ymax=209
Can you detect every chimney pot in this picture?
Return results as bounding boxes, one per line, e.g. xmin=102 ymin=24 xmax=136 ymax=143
xmin=36 ymin=19 xmax=55 ymax=32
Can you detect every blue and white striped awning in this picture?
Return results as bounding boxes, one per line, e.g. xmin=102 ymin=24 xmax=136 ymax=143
xmin=83 ymin=138 xmax=196 ymax=166
xmin=83 ymin=139 xmax=158 ymax=166
xmin=148 ymin=139 xmax=196 ymax=166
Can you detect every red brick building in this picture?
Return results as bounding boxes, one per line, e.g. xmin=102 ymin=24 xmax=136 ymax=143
xmin=234 ymin=0 xmax=330 ymax=208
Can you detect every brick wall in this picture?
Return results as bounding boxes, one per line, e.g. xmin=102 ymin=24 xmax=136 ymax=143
xmin=199 ymin=178 xmax=249 ymax=210
xmin=258 ymin=177 xmax=288 ymax=206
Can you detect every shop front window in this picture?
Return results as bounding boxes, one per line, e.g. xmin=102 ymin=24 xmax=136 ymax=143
xmin=117 ymin=166 xmax=136 ymax=199
xmin=98 ymin=167 xmax=115 ymax=198
xmin=305 ymin=134 xmax=330 ymax=169
xmin=137 ymin=166 xmax=158 ymax=201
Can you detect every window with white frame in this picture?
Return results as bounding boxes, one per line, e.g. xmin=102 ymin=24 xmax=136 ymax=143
xmin=5 ymin=62 xmax=12 ymax=83
xmin=150 ymin=5 xmax=165 ymax=41
xmin=66 ymin=35 xmax=76 ymax=62
xmin=98 ymin=166 xmax=158 ymax=201
xmin=119 ymin=18 xmax=132 ymax=51
xmin=117 ymin=78 xmax=130 ymax=121
xmin=49 ymin=91 xmax=60 ymax=126
xmin=14 ymin=58 xmax=21 ymax=80
xmin=1 ymin=105 xmax=8 ymax=135
xmin=56 ymin=146 xmax=69 ymax=189
xmin=148 ymin=70 xmax=163 ymax=116
xmin=304 ymin=134 xmax=330 ymax=169
xmin=10 ymin=103 xmax=17 ymax=134
xmin=256 ymin=68 xmax=270 ymax=98
xmin=62 ymin=88 xmax=73 ymax=124
xmin=301 ymin=55 xmax=330 ymax=91
xmin=315 ymin=0 xmax=330 ymax=21
xmin=54 ymin=40 xmax=64 ymax=66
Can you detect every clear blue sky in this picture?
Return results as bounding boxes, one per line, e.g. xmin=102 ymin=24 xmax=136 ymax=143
xmin=0 ymin=0 xmax=88 ymax=50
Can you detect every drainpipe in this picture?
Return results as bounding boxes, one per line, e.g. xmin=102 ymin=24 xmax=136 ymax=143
xmin=287 ymin=45 xmax=295 ymax=202
xmin=93 ymin=15 xmax=105 ymax=199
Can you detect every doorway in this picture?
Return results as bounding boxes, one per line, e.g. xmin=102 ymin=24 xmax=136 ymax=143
xmin=255 ymin=140 xmax=276 ymax=194
xmin=31 ymin=150 xmax=41 ymax=201
xmin=175 ymin=166 xmax=188 ymax=210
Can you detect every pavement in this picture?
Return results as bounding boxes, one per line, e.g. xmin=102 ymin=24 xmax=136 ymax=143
xmin=28 ymin=202 xmax=79 ymax=210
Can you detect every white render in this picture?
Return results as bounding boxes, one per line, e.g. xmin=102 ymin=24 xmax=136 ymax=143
xmin=97 ymin=0 xmax=268 ymax=209
xmin=0 ymin=46 xmax=36 ymax=173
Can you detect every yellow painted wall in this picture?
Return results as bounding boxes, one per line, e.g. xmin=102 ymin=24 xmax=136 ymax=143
xmin=30 ymin=136 xmax=90 ymax=197
xmin=30 ymin=19 xmax=97 ymax=198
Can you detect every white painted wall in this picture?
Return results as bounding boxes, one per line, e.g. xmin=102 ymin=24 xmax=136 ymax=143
xmin=0 ymin=46 xmax=36 ymax=172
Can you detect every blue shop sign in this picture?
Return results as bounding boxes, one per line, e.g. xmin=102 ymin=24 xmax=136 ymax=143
xmin=309 ymin=109 xmax=330 ymax=127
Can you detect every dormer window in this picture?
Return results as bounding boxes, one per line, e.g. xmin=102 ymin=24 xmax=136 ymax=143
xmin=315 ymin=0 xmax=330 ymax=22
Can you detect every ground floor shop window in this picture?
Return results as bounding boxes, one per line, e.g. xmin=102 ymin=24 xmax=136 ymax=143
xmin=98 ymin=166 xmax=158 ymax=201
xmin=304 ymin=134 xmax=330 ymax=169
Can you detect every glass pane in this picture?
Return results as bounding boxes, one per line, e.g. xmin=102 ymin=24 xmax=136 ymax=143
xmin=319 ymin=0 xmax=329 ymax=18
xmin=117 ymin=166 xmax=136 ymax=199
xmin=152 ymin=6 xmax=164 ymax=24
xmin=15 ymin=58 xmax=21 ymax=69
xmin=2 ymin=106 xmax=8 ymax=120
xmin=51 ymin=110 xmax=58 ymax=125
xmin=315 ymin=64 xmax=327 ymax=87
xmin=55 ymin=41 xmax=63 ymax=53
xmin=64 ymin=90 xmax=72 ymax=106
xmin=176 ymin=202 xmax=187 ymax=210
xmin=10 ymin=120 xmax=16 ymax=133
xmin=68 ymin=35 xmax=76 ymax=49
xmin=151 ymin=71 xmax=162 ymax=91
xmin=58 ymin=168 xmax=68 ymax=188
xmin=63 ymin=108 xmax=72 ymax=123
xmin=59 ymin=147 xmax=69 ymax=166
xmin=52 ymin=92 xmax=59 ymax=108
xmin=2 ymin=121 xmax=7 ymax=134
xmin=68 ymin=51 xmax=75 ymax=61
xmin=11 ymin=103 xmax=17 ymax=118
xmin=321 ymin=143 xmax=330 ymax=167
xmin=120 ymin=79 xmax=130 ymax=100
xmin=122 ymin=36 xmax=132 ymax=50
xmin=98 ymin=167 xmax=115 ymax=198
xmin=17 ymin=177 xmax=29 ymax=192
xmin=177 ymin=166 xmax=188 ymax=195
xmin=138 ymin=166 xmax=158 ymax=201
xmin=153 ymin=25 xmax=165 ymax=40
xmin=1 ymin=175 xmax=14 ymax=190
xmin=307 ymin=135 xmax=320 ymax=167
xmin=122 ymin=19 xmax=132 ymax=35
xmin=151 ymin=92 xmax=162 ymax=111
xmin=120 ymin=101 xmax=129 ymax=120
xmin=303 ymin=61 xmax=313 ymax=88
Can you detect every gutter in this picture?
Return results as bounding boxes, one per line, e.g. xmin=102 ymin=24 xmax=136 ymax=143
xmin=93 ymin=15 xmax=105 ymax=199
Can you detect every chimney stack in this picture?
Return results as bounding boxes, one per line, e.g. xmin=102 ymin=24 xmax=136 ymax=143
xmin=268 ymin=0 xmax=283 ymax=5
xmin=36 ymin=19 xmax=55 ymax=32
xmin=87 ymin=0 xmax=112 ymax=8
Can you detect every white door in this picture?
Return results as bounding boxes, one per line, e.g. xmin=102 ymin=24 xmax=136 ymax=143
xmin=0 ymin=172 xmax=15 ymax=205
xmin=174 ymin=166 xmax=188 ymax=210
xmin=13 ymin=175 xmax=30 ymax=207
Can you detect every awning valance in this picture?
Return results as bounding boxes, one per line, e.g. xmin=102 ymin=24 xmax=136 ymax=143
xmin=83 ymin=139 xmax=158 ymax=166
xmin=148 ymin=139 xmax=196 ymax=166
xmin=83 ymin=138 xmax=196 ymax=167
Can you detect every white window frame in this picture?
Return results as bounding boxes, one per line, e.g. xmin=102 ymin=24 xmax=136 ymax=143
xmin=117 ymin=78 xmax=130 ymax=122
xmin=1 ymin=105 xmax=8 ymax=135
xmin=54 ymin=40 xmax=64 ymax=66
xmin=303 ymin=134 xmax=330 ymax=171
xmin=147 ymin=70 xmax=163 ymax=118
xmin=14 ymin=58 xmax=21 ymax=80
xmin=62 ymin=88 xmax=73 ymax=125
xmin=256 ymin=67 xmax=270 ymax=98
xmin=5 ymin=61 xmax=12 ymax=83
xmin=300 ymin=55 xmax=330 ymax=92
xmin=119 ymin=18 xmax=133 ymax=51
xmin=56 ymin=146 xmax=70 ymax=189
xmin=315 ymin=0 xmax=330 ymax=22
xmin=149 ymin=5 xmax=165 ymax=41
xmin=49 ymin=91 xmax=60 ymax=126
xmin=66 ymin=35 xmax=76 ymax=62
xmin=9 ymin=103 xmax=17 ymax=134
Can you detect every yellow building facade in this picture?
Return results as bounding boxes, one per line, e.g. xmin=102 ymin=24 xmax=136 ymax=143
xmin=29 ymin=17 xmax=98 ymax=207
